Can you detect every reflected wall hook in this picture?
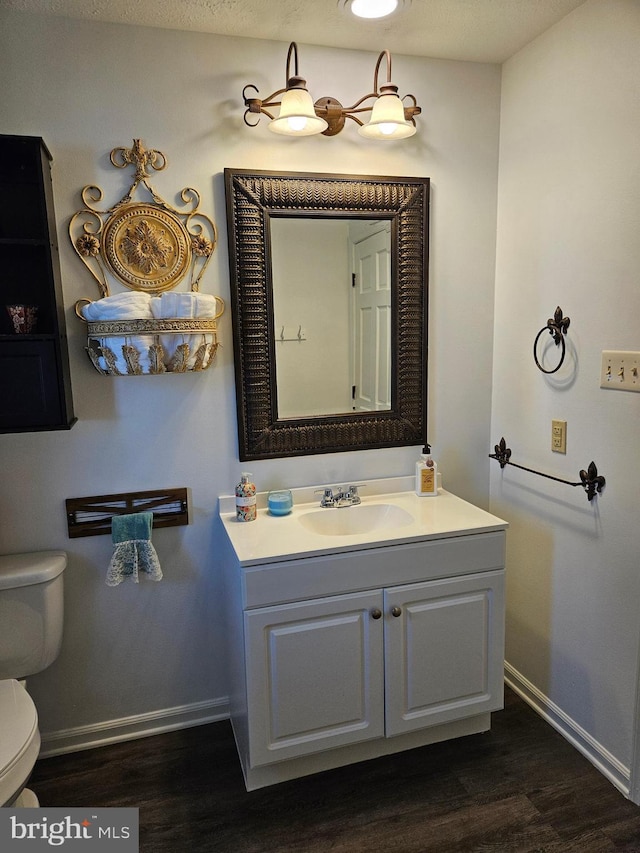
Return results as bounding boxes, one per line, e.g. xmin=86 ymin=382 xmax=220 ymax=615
xmin=490 ymin=437 xmax=605 ymax=502
xmin=276 ymin=324 xmax=307 ymax=342
xmin=533 ymin=306 xmax=571 ymax=374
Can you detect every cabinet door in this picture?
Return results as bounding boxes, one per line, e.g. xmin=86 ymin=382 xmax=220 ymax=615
xmin=0 ymin=339 xmax=63 ymax=429
xmin=245 ymin=590 xmax=384 ymax=767
xmin=384 ymin=570 xmax=504 ymax=737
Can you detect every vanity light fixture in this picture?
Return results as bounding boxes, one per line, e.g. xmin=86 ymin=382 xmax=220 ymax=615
xmin=242 ymin=42 xmax=421 ymax=140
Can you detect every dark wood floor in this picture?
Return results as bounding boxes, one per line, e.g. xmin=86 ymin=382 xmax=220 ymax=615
xmin=30 ymin=688 xmax=640 ymax=852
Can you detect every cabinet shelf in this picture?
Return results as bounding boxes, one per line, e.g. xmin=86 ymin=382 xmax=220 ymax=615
xmin=0 ymin=237 xmax=50 ymax=247
xmin=0 ymin=334 xmax=57 ymax=342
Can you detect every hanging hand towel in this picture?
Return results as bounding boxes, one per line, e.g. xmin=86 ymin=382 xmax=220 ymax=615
xmin=105 ymin=512 xmax=163 ymax=586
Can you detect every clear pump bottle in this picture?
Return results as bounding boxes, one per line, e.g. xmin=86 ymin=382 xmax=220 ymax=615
xmin=415 ymin=446 xmax=438 ymax=496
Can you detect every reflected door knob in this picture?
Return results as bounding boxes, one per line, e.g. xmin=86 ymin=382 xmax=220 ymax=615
xmin=391 ymin=606 xmax=402 ymax=617
xmin=371 ymin=608 xmax=382 ymax=620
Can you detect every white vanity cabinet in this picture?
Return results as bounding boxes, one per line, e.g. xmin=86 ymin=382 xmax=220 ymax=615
xmin=244 ymin=571 xmax=503 ymax=768
xmin=220 ymin=486 xmax=507 ymax=791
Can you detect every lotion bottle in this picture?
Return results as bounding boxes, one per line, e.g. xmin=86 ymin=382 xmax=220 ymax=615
xmin=415 ymin=446 xmax=438 ymax=496
xmin=235 ymin=472 xmax=257 ymax=521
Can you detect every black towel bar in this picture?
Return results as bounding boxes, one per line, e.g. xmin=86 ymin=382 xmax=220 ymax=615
xmin=489 ymin=438 xmax=605 ymax=502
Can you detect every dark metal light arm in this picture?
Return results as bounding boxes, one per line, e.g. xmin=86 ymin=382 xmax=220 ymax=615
xmin=243 ymin=84 xmax=286 ymax=125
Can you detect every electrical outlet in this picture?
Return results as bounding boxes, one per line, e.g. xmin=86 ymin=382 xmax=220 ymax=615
xmin=552 ymin=419 xmax=566 ymax=454
xmin=600 ymin=351 xmax=640 ymax=392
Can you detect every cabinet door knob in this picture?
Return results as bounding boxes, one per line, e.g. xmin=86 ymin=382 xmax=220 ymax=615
xmin=391 ymin=606 xmax=402 ymax=617
xmin=371 ymin=608 xmax=382 ymax=620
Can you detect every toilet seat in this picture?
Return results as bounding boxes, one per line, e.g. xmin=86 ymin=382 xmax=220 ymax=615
xmin=0 ymin=679 xmax=40 ymax=807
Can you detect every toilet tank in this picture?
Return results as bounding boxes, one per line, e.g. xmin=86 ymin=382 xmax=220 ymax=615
xmin=0 ymin=551 xmax=66 ymax=680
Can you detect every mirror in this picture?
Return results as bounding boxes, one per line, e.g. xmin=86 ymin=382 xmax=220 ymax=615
xmin=271 ymin=216 xmax=392 ymax=418
xmin=224 ymin=169 xmax=430 ymax=460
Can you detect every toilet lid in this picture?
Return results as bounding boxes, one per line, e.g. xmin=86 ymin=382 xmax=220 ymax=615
xmin=0 ymin=680 xmax=38 ymax=776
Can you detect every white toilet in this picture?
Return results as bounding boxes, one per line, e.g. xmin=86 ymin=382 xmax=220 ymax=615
xmin=0 ymin=551 xmax=66 ymax=807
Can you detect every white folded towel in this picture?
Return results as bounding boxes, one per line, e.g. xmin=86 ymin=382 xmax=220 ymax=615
xmin=150 ymin=292 xmax=219 ymax=368
xmin=149 ymin=292 xmax=219 ymax=320
xmin=82 ymin=293 xmax=155 ymax=374
xmin=82 ymin=292 xmax=154 ymax=321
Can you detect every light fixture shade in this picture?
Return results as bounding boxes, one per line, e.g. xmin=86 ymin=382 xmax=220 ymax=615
xmin=358 ymin=92 xmax=416 ymax=140
xmin=269 ymin=87 xmax=328 ymax=136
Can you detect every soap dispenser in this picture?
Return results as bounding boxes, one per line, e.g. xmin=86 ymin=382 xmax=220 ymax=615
xmin=415 ymin=446 xmax=438 ymax=497
xmin=235 ymin=472 xmax=257 ymax=521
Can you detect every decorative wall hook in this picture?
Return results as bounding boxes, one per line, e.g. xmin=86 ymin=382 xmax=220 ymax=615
xmin=277 ymin=324 xmax=307 ymax=342
xmin=490 ymin=437 xmax=606 ymax=502
xmin=579 ymin=462 xmax=607 ymax=502
xmin=533 ymin=306 xmax=571 ymax=374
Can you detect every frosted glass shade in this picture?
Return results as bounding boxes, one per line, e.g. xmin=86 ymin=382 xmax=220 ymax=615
xmin=269 ymin=88 xmax=328 ymax=136
xmin=358 ymin=92 xmax=416 ymax=140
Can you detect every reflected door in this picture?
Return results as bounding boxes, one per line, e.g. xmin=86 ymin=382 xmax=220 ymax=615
xmin=352 ymin=225 xmax=392 ymax=411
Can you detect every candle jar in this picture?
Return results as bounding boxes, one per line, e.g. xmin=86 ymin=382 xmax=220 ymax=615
xmin=267 ymin=490 xmax=293 ymax=516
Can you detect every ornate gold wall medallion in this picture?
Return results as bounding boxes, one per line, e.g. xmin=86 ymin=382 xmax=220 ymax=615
xmin=101 ymin=204 xmax=191 ymax=293
xmin=70 ymin=139 xmax=216 ymax=297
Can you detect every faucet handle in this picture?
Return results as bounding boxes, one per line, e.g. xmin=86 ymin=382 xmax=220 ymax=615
xmin=345 ymin=484 xmax=363 ymax=503
xmin=315 ymin=487 xmax=335 ymax=507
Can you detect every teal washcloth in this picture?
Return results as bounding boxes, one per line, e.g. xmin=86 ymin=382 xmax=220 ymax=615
xmin=105 ymin=511 xmax=163 ymax=586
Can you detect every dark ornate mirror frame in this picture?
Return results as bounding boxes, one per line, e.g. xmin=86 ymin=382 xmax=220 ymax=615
xmin=224 ymin=168 xmax=430 ymax=460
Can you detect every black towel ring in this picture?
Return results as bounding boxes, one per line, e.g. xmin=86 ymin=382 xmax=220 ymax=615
xmin=533 ymin=306 xmax=571 ymax=374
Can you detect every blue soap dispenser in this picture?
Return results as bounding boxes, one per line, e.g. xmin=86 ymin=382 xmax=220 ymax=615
xmin=415 ymin=446 xmax=438 ymax=496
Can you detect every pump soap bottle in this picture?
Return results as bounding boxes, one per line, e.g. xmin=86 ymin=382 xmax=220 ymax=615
xmin=415 ymin=446 xmax=438 ymax=497
xmin=235 ymin=472 xmax=257 ymax=521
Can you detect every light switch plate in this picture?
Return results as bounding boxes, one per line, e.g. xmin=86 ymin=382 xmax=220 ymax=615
xmin=600 ymin=351 xmax=640 ymax=392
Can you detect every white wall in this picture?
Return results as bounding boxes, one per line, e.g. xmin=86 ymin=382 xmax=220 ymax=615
xmin=492 ymin=0 xmax=640 ymax=786
xmin=0 ymin=10 xmax=501 ymax=741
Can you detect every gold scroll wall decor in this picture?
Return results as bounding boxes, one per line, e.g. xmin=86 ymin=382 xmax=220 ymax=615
xmin=69 ymin=139 xmax=224 ymax=375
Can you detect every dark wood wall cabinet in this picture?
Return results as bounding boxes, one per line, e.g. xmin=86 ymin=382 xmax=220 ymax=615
xmin=0 ymin=135 xmax=75 ymax=433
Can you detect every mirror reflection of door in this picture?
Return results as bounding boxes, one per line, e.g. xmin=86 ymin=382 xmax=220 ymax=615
xmin=350 ymin=221 xmax=391 ymax=411
xmin=271 ymin=217 xmax=392 ymax=419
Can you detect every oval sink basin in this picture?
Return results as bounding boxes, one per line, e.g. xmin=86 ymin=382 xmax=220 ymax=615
xmin=298 ymin=503 xmax=414 ymax=537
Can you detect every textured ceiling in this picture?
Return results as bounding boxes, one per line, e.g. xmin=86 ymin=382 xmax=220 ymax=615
xmin=5 ymin=0 xmax=587 ymax=63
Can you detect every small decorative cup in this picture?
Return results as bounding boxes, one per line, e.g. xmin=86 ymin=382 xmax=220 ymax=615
xmin=6 ymin=304 xmax=38 ymax=334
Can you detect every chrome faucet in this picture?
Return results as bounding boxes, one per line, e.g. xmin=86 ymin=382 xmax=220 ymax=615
xmin=315 ymin=485 xmax=363 ymax=508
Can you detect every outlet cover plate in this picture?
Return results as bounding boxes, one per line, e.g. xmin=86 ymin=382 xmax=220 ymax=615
xmin=600 ymin=351 xmax=640 ymax=392
xmin=552 ymin=419 xmax=567 ymax=453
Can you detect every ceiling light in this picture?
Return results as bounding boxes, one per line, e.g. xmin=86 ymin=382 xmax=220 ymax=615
xmin=338 ymin=0 xmax=410 ymax=20
xmin=242 ymin=43 xmax=420 ymax=141
xmin=350 ymin=0 xmax=398 ymax=19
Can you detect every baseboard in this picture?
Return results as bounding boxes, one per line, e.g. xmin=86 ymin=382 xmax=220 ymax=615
xmin=504 ymin=662 xmax=630 ymax=798
xmin=37 ymin=672 xmax=633 ymax=800
xmin=39 ymin=696 xmax=230 ymax=758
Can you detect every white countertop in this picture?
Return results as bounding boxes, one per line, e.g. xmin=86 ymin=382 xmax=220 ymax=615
xmin=219 ymin=477 xmax=508 ymax=566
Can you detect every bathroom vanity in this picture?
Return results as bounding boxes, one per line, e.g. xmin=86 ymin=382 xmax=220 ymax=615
xmin=219 ymin=478 xmax=508 ymax=790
